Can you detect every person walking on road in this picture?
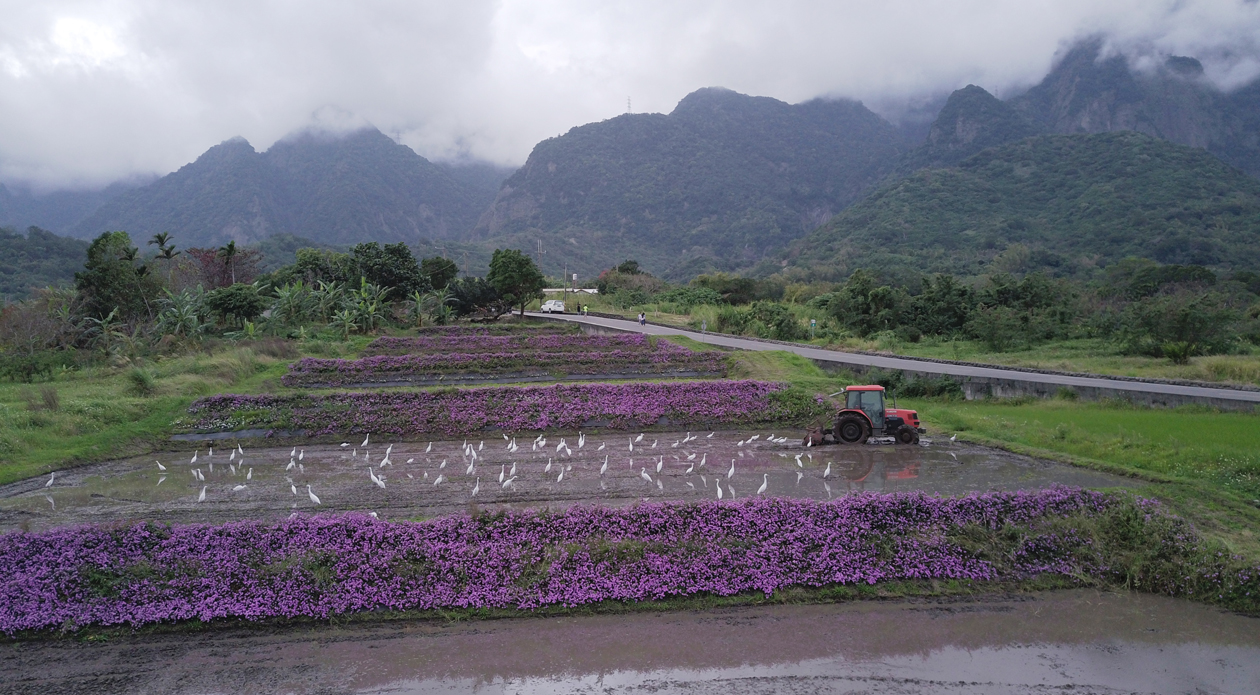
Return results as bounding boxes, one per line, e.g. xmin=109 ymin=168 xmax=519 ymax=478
xmin=638 ymin=312 xmax=646 ymax=326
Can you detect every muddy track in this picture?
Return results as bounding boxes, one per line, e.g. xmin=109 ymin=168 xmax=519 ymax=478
xmin=0 ymin=431 xmax=1133 ymax=533
xmin=2 ymin=590 xmax=1257 ymax=694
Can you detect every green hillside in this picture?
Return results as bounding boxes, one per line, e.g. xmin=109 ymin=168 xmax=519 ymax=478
xmin=474 ymin=87 xmax=907 ymax=280
xmin=0 ymin=227 xmax=88 ymax=300
xmin=778 ymin=132 xmax=1260 ymax=283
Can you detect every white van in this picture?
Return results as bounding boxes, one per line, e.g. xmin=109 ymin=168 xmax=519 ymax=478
xmin=540 ymin=300 xmax=566 ymax=313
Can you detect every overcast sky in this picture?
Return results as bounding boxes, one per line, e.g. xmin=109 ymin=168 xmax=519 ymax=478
xmin=2 ymin=0 xmax=1259 ymax=191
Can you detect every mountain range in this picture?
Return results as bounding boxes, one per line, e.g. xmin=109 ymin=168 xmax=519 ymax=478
xmin=3 ymin=38 xmax=1260 ymax=291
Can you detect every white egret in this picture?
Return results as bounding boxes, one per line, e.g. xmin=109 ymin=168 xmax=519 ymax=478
xmin=796 ymin=471 xmax=804 ymax=485
xmin=545 ymin=458 xmax=552 ymax=473
xmin=198 ymin=486 xmax=206 ymax=502
xmin=208 ymin=447 xmax=213 ymax=457
xmin=757 ymin=474 xmax=768 ymax=495
xmin=291 ymin=447 xmax=296 ymax=458
xmin=433 ymin=474 xmax=445 ymax=486
xmin=639 ymin=468 xmax=653 ymax=485
xmin=45 ymin=472 xmax=56 ymax=487
xmin=687 ymin=452 xmax=696 ymax=460
xmin=499 ymin=465 xmax=506 ymax=484
xmin=307 ymin=485 xmax=321 ymax=504
xmin=950 ymin=433 xmax=957 ymax=442
xmin=291 ymin=483 xmax=298 ymax=496
xmin=656 ymin=457 xmax=664 ymax=474
xmin=369 ymin=511 xmax=378 ymax=519
xmin=471 ymin=478 xmax=480 ymax=497
xmin=823 ymin=462 xmax=832 ymax=479
xmin=370 ymin=469 xmax=385 ymax=489
xmin=362 ymin=434 xmax=370 ymax=447
xmin=716 ymin=483 xmax=724 ymax=500
xmin=439 ymin=459 xmax=447 ymax=469
xmin=794 ymin=454 xmax=803 ymax=468
xmin=685 ymin=461 xmax=695 ymax=474
xmin=229 ymin=450 xmax=235 ymax=461
xmin=156 ymin=461 xmax=166 ymax=471
xmin=340 ymin=443 xmax=349 ymax=447
xmin=557 ymin=469 xmax=564 ymax=483
xmin=597 ymin=442 xmax=606 ymax=451
xmin=600 ymin=457 xmax=608 ymax=476
xmin=502 ymin=476 xmax=516 ymax=489
xmin=671 ymin=440 xmax=679 ymax=448
xmin=247 ymin=468 xmax=253 ymax=480
xmin=425 ymin=442 xmax=432 ymax=453
xmin=299 ymin=449 xmax=304 ymax=460
xmin=286 ymin=460 xmax=295 ymax=471
xmin=628 ymin=438 xmax=634 ymax=452
xmin=465 ymin=461 xmax=475 ymax=476
xmin=237 ymin=444 xmax=244 ymax=455
xmin=406 ymin=458 xmax=414 ymax=464
xmin=478 ymin=440 xmax=484 ymax=451
xmin=651 ymin=440 xmax=658 ymax=449
xmin=191 ymin=451 xmax=199 ymax=464
xmin=509 ymin=461 xmax=517 ymax=476
xmin=700 ymin=453 xmax=707 ymax=467
xmin=635 ymin=433 xmax=644 ymax=442
xmin=233 ymin=484 xmax=247 ymax=492
xmin=727 ymin=460 xmax=736 ymax=479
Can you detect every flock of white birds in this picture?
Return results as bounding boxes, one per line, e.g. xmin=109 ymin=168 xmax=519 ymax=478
xmin=76 ymin=429 xmax=851 ymax=516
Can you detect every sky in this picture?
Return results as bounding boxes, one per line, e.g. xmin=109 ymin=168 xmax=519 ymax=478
xmin=1 ymin=0 xmax=1259 ymax=191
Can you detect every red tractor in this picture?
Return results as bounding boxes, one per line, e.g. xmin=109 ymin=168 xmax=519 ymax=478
xmin=804 ymin=385 xmax=924 ymax=446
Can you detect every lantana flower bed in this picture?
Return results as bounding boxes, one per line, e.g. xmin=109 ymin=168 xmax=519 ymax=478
xmin=11 ymin=488 xmax=1253 ymax=634
xmin=287 ymin=336 xmax=725 ymax=387
xmin=362 ymin=332 xmax=641 ymax=356
xmin=181 ymin=380 xmax=821 ymax=436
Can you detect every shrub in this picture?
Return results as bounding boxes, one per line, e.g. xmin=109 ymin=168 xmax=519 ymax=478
xmin=127 ymin=368 xmax=156 ymax=396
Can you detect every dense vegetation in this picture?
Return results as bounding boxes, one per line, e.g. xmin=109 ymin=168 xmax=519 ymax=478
xmin=778 ymin=132 xmax=1260 ymax=284
xmin=0 ymin=227 xmax=89 ymax=300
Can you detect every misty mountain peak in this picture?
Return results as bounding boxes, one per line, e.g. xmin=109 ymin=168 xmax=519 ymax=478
xmin=900 ymin=84 xmax=1040 ymax=171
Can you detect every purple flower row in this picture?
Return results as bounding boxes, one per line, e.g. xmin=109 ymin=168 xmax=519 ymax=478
xmin=284 ymin=343 xmax=725 ymax=387
xmin=0 ymin=488 xmax=1121 ymax=633
xmin=363 ymin=333 xmax=659 ymax=356
xmin=180 ymin=380 xmax=823 ymax=436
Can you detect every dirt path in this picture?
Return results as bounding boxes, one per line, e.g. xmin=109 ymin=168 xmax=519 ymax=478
xmin=0 ymin=431 xmax=1132 ymax=532
xmin=2 ymin=590 xmax=1257 ymax=694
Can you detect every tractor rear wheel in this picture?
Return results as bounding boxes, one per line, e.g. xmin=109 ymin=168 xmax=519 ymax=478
xmin=835 ymin=414 xmax=870 ymax=445
xmin=895 ymin=426 xmax=919 ymax=445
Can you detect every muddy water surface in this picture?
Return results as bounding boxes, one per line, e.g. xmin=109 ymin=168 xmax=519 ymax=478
xmin=1 ymin=590 xmax=1257 ymax=694
xmin=0 ymin=432 xmax=1133 ymax=531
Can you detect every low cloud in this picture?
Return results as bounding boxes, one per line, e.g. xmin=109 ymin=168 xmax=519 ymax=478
xmin=1 ymin=0 xmax=1258 ymax=190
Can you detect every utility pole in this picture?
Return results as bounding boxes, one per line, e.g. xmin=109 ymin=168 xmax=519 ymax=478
xmin=563 ymin=261 xmax=568 ymax=309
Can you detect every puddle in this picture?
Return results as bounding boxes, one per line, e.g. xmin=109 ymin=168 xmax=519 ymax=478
xmin=1 ymin=590 xmax=1256 ymax=694
xmin=0 ymin=432 xmax=1134 ymax=532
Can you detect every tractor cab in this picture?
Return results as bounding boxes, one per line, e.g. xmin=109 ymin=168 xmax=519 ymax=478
xmin=805 ymin=385 xmax=924 ymax=446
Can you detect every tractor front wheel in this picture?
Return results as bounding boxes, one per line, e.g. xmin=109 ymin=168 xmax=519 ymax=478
xmin=835 ymin=414 xmax=871 ymax=445
xmin=895 ymin=426 xmax=920 ymax=445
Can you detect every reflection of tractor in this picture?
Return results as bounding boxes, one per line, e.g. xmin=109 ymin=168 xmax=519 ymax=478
xmin=804 ymin=385 xmax=924 ymax=446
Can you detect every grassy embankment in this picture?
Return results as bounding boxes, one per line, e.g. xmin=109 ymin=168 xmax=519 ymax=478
xmin=547 ymin=293 xmax=1260 ymax=387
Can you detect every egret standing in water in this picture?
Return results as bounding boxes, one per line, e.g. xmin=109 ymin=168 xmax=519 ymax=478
xmin=757 ymin=474 xmax=768 ymax=495
xmin=307 ymin=485 xmax=321 ymax=505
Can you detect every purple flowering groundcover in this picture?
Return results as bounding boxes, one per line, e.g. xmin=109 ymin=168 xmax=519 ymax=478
xmin=286 ymin=335 xmax=725 ymax=387
xmin=180 ymin=380 xmax=820 ymax=436
xmin=0 ymin=488 xmax=1202 ymax=634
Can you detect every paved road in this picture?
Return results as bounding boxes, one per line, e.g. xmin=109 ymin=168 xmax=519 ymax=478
xmin=530 ymin=312 xmax=1260 ymax=408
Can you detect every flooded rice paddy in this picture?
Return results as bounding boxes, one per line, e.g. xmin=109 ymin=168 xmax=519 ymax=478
xmin=0 ymin=431 xmax=1133 ymax=532
xmin=2 ymin=590 xmax=1257 ymax=694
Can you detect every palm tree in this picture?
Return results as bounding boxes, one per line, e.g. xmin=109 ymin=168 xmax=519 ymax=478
xmin=149 ymin=232 xmax=179 ymax=259
xmin=217 ymin=241 xmax=238 ymax=284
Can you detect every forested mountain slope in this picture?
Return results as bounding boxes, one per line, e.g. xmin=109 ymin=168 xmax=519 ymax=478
xmin=68 ymin=129 xmax=502 ymax=248
xmin=778 ymin=132 xmax=1260 ymax=283
xmin=473 ymin=87 xmax=908 ymax=280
